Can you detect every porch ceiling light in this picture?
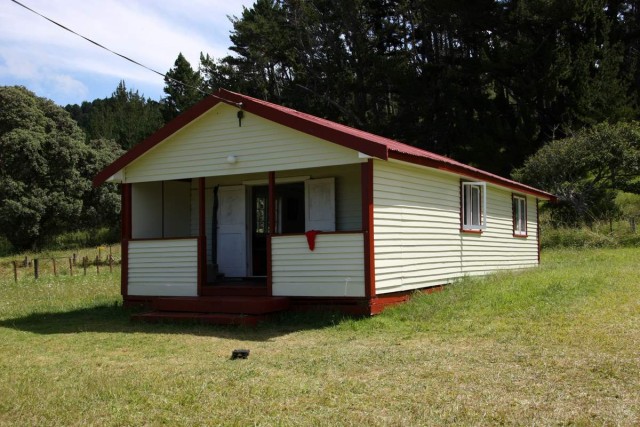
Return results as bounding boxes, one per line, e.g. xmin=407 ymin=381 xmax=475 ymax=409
xmin=226 ymin=155 xmax=238 ymax=164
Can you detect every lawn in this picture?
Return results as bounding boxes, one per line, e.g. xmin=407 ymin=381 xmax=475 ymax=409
xmin=0 ymin=248 xmax=638 ymax=426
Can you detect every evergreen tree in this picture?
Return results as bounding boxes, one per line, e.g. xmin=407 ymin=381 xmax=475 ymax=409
xmin=162 ymin=53 xmax=203 ymax=122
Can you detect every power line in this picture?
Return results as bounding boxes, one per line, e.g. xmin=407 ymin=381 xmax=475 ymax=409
xmin=8 ymin=0 xmax=242 ymax=108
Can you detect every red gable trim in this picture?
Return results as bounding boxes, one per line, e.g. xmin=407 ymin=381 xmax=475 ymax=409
xmin=93 ymin=89 xmax=388 ymax=186
xmin=93 ymin=89 xmax=555 ymax=202
xmin=389 ymin=152 xmax=555 ymax=201
xmin=93 ymin=95 xmax=228 ymax=186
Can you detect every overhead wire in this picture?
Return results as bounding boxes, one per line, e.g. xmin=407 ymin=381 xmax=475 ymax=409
xmin=8 ymin=0 xmax=242 ymax=108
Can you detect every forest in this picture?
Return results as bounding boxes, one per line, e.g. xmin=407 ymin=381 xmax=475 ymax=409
xmin=1 ymin=0 xmax=639 ymax=251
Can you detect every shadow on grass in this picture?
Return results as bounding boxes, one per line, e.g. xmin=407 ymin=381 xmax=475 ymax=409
xmin=0 ymin=303 xmax=357 ymax=341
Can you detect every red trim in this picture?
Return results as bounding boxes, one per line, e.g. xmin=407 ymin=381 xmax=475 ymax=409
xmin=361 ymin=160 xmax=376 ymax=298
xmin=129 ymin=236 xmax=197 ymax=241
xmin=198 ymin=177 xmax=206 ymax=296
xmin=537 ymin=199 xmax=541 ymax=264
xmin=391 ymin=152 xmax=555 ymax=201
xmin=93 ymin=95 xmax=229 ymax=186
xmin=121 ymin=184 xmax=132 ymax=297
xmin=92 ymin=89 xmax=554 ymax=203
xmin=460 ymin=229 xmax=483 ymax=234
xmin=267 ymin=172 xmax=276 ymax=296
xmin=273 ymin=230 xmax=363 ymax=237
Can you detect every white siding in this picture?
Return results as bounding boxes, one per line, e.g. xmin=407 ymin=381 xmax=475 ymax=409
xmin=373 ymin=160 xmax=539 ymax=294
xmin=272 ymin=233 xmax=365 ymax=297
xmin=123 ymin=103 xmax=365 ymax=183
xmin=128 ymin=238 xmax=198 ymax=296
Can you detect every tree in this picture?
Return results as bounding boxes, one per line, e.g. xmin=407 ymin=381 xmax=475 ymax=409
xmin=0 ymin=86 xmax=122 ymax=250
xmin=512 ymin=121 xmax=640 ymax=225
xmin=162 ymin=53 xmax=203 ymax=122
xmin=66 ymin=81 xmax=163 ymax=150
xmin=201 ymin=0 xmax=639 ymax=176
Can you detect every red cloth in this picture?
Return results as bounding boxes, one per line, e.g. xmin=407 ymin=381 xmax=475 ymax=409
xmin=305 ymin=230 xmax=320 ymax=251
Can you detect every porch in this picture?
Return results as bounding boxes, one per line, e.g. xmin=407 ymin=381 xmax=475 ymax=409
xmin=121 ymin=162 xmax=376 ymax=322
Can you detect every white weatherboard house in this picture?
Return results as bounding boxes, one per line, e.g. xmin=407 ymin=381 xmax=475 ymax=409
xmin=94 ymin=89 xmax=555 ymax=322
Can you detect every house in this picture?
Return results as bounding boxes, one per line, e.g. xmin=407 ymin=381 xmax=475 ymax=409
xmin=94 ymin=89 xmax=555 ymax=323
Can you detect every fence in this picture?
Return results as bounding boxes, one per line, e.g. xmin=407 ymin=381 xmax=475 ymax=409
xmin=4 ymin=245 xmax=120 ymax=282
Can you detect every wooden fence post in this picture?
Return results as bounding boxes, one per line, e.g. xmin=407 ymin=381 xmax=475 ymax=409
xmin=83 ymin=257 xmax=87 ymax=276
xmin=13 ymin=261 xmax=18 ymax=283
xmin=69 ymin=257 xmax=73 ymax=276
xmin=73 ymin=253 xmax=77 ymax=266
xmin=34 ymin=258 xmax=39 ymax=279
xmin=109 ymin=246 xmax=113 ymax=273
xmin=95 ymin=256 xmax=100 ymax=274
xmin=52 ymin=258 xmax=57 ymax=276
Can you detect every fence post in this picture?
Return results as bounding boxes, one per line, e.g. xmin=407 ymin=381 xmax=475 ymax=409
xmin=95 ymin=256 xmax=100 ymax=274
xmin=83 ymin=257 xmax=87 ymax=276
xmin=34 ymin=258 xmax=39 ymax=279
xmin=52 ymin=258 xmax=57 ymax=276
xmin=69 ymin=257 xmax=73 ymax=276
xmin=109 ymin=246 xmax=113 ymax=273
xmin=73 ymin=253 xmax=77 ymax=266
xmin=13 ymin=261 xmax=18 ymax=283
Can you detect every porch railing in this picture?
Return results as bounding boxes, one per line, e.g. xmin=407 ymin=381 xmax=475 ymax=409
xmin=127 ymin=237 xmax=198 ymax=296
xmin=271 ymin=232 xmax=365 ymax=297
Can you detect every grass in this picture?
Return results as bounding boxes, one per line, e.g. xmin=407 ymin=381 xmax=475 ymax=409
xmin=0 ymin=248 xmax=638 ymax=426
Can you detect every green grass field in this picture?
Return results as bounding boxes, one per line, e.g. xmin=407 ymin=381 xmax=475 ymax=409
xmin=0 ymin=248 xmax=638 ymax=426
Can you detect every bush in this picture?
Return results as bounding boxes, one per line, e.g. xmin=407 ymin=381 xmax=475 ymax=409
xmin=541 ymin=220 xmax=639 ymax=249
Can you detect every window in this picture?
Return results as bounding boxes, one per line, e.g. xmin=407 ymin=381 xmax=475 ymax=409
xmin=461 ymin=181 xmax=486 ymax=231
xmin=512 ymin=195 xmax=527 ymax=237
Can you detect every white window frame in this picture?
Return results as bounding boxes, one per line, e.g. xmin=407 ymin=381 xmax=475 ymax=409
xmin=513 ymin=195 xmax=527 ymax=237
xmin=461 ymin=181 xmax=487 ymax=231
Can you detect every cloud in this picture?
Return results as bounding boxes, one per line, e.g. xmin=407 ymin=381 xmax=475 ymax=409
xmin=0 ymin=0 xmax=254 ymax=104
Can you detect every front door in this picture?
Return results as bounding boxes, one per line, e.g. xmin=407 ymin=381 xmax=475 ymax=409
xmin=217 ymin=185 xmax=247 ymax=277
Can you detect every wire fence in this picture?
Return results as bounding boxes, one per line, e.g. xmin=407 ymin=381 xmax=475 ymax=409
xmin=2 ymin=245 xmax=121 ymax=282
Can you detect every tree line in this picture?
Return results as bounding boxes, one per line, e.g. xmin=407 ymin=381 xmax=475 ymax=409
xmin=2 ymin=0 xmax=640 ymax=250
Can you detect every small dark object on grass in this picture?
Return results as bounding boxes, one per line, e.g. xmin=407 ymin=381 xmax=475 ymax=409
xmin=231 ymin=349 xmax=250 ymax=360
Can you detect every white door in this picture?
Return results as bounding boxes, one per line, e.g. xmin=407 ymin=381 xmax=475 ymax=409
xmin=305 ymin=178 xmax=336 ymax=231
xmin=217 ymin=185 xmax=247 ymax=277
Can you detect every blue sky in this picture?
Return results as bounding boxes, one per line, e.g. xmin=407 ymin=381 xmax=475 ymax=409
xmin=0 ymin=0 xmax=254 ymax=106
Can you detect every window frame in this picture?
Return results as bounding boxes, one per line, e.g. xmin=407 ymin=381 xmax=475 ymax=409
xmin=512 ymin=194 xmax=528 ymax=237
xmin=460 ymin=181 xmax=487 ymax=232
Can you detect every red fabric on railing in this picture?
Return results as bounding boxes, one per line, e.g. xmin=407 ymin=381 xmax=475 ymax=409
xmin=305 ymin=230 xmax=320 ymax=251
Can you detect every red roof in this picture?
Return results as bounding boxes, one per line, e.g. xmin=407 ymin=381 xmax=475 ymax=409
xmin=94 ymin=88 xmax=555 ymax=200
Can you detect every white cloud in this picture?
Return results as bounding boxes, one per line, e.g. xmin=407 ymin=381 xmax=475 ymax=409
xmin=0 ymin=0 xmax=254 ymax=104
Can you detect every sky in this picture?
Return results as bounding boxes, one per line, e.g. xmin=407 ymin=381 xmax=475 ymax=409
xmin=0 ymin=0 xmax=255 ymax=106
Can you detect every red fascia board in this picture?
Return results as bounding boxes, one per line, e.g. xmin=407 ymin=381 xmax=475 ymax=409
xmin=389 ymin=152 xmax=557 ymax=201
xmin=93 ymin=95 xmax=226 ymax=186
xmin=217 ymin=89 xmax=389 ymax=160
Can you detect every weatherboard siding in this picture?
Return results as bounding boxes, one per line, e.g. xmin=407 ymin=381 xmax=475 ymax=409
xmin=123 ymin=103 xmax=364 ymax=183
xmin=372 ymin=160 xmax=538 ymax=295
xmin=127 ymin=238 xmax=198 ymax=297
xmin=271 ymin=233 xmax=365 ymax=297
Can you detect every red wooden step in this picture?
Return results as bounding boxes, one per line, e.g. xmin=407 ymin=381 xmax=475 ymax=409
xmin=132 ymin=311 xmax=264 ymax=326
xmin=201 ymin=285 xmax=268 ymax=297
xmin=151 ymin=296 xmax=290 ymax=315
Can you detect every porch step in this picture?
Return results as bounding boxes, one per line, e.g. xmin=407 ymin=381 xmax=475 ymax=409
xmin=132 ymin=311 xmax=265 ymax=326
xmin=202 ymin=285 xmax=268 ymax=297
xmin=152 ymin=296 xmax=290 ymax=315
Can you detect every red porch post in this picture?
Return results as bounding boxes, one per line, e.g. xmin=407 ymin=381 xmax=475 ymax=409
xmin=267 ymin=171 xmax=276 ymax=296
xmin=198 ymin=177 xmax=206 ymax=296
xmin=361 ymin=159 xmax=376 ymax=299
xmin=121 ymin=183 xmax=132 ymax=297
